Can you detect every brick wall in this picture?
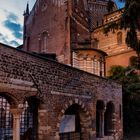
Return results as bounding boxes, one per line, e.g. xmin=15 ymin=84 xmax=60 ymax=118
xmin=23 ymin=0 xmax=70 ymax=64
xmin=0 ymin=43 xmax=122 ymax=140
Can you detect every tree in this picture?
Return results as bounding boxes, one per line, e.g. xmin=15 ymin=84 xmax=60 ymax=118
xmin=108 ymin=65 xmax=140 ymax=137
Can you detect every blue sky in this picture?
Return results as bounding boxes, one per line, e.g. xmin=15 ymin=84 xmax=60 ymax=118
xmin=0 ymin=0 xmax=124 ymax=47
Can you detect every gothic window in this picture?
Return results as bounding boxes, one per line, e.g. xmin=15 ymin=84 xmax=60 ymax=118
xmin=26 ymin=37 xmax=30 ymax=51
xmin=41 ymin=0 xmax=47 ymax=11
xmin=0 ymin=96 xmax=13 ymax=140
xmin=41 ymin=32 xmax=48 ymax=53
xmin=117 ymin=32 xmax=122 ymax=45
xmin=73 ymin=0 xmax=78 ymax=6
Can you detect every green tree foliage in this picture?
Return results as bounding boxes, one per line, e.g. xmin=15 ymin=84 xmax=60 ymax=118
xmin=107 ymin=0 xmax=115 ymax=12
xmin=108 ymin=65 xmax=140 ymax=136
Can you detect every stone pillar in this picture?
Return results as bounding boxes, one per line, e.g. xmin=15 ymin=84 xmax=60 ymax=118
xmin=10 ymin=108 xmax=23 ymax=140
xmin=38 ymin=104 xmax=48 ymax=140
xmin=98 ymin=110 xmax=105 ymax=138
xmin=112 ymin=112 xmax=116 ymax=135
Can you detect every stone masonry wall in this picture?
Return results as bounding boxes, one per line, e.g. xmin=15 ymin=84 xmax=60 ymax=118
xmin=0 ymin=43 xmax=122 ymax=140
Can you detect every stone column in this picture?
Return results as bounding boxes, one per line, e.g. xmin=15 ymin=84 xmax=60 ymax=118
xmin=98 ymin=109 xmax=105 ymax=138
xmin=112 ymin=112 xmax=116 ymax=135
xmin=38 ymin=104 xmax=48 ymax=140
xmin=10 ymin=108 xmax=23 ymax=140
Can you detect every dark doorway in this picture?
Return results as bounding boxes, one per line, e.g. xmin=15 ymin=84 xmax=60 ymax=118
xmin=59 ymin=104 xmax=82 ymax=140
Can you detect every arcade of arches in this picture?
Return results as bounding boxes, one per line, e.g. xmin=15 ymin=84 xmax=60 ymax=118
xmin=0 ymin=95 xmax=38 ymax=140
xmin=0 ymin=93 xmax=120 ymax=140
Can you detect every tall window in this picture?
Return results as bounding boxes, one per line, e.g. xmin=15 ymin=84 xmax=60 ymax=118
xmin=41 ymin=32 xmax=48 ymax=53
xmin=117 ymin=32 xmax=122 ymax=45
xmin=26 ymin=37 xmax=30 ymax=51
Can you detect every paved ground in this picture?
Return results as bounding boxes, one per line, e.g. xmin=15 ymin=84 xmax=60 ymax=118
xmin=123 ymin=137 xmax=140 ymax=140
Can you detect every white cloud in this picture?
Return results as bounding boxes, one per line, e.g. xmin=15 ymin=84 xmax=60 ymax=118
xmin=0 ymin=0 xmax=124 ymax=47
xmin=0 ymin=0 xmax=35 ymax=47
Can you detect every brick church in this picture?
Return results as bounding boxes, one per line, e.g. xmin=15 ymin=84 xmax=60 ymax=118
xmin=0 ymin=0 xmax=129 ymax=140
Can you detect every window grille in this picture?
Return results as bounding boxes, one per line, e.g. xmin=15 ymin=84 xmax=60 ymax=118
xmin=20 ymin=101 xmax=34 ymax=140
xmin=0 ymin=96 xmax=13 ymax=140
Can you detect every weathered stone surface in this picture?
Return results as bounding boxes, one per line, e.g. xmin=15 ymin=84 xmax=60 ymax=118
xmin=0 ymin=43 xmax=123 ymax=139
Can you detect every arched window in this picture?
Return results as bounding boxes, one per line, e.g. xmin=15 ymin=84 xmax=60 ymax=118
xmin=59 ymin=103 xmax=90 ymax=140
xmin=0 ymin=96 xmax=13 ymax=140
xmin=117 ymin=32 xmax=122 ymax=45
xmin=41 ymin=32 xmax=48 ymax=53
xmin=26 ymin=36 xmax=30 ymax=51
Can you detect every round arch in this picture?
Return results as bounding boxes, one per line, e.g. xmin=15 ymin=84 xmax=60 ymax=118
xmin=57 ymin=99 xmax=92 ymax=140
xmin=0 ymin=92 xmax=18 ymax=106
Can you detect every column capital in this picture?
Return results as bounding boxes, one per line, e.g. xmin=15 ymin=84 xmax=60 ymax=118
xmin=10 ymin=108 xmax=23 ymax=118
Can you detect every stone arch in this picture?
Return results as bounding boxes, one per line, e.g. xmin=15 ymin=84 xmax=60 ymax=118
xmin=104 ymin=101 xmax=115 ymax=136
xmin=96 ymin=100 xmax=105 ymax=138
xmin=0 ymin=92 xmax=18 ymax=106
xmin=57 ymin=99 xmax=92 ymax=140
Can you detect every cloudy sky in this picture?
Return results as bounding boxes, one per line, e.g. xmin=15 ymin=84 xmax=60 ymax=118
xmin=0 ymin=0 xmax=124 ymax=47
